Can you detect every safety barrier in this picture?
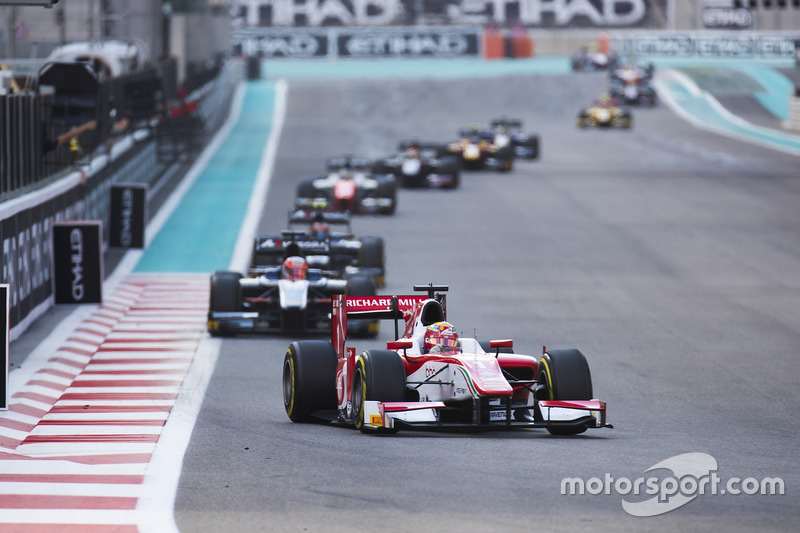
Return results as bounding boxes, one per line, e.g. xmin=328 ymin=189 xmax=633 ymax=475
xmin=1 ymin=58 xmax=244 ymax=339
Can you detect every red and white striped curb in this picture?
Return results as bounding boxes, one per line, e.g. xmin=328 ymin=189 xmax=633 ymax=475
xmin=0 ymin=273 xmax=211 ymax=532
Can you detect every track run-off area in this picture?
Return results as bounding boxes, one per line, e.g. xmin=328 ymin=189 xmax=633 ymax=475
xmin=2 ymin=56 xmax=800 ymax=532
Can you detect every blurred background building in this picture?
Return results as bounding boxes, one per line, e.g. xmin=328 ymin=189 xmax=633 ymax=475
xmin=1 ymin=0 xmax=231 ymax=86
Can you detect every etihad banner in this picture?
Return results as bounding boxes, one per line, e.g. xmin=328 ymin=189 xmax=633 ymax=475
xmin=232 ymin=0 xmax=669 ymax=29
xmin=52 ymin=222 xmax=104 ymax=305
xmin=614 ymin=32 xmax=797 ymax=59
xmin=109 ymin=184 xmax=147 ymax=249
xmin=1 ymin=186 xmax=85 ymax=330
xmin=234 ymin=27 xmax=481 ymax=58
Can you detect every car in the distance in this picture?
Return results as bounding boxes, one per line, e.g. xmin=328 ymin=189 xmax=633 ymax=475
xmin=295 ymin=156 xmax=398 ymax=215
xmin=373 ymin=140 xmax=460 ymax=189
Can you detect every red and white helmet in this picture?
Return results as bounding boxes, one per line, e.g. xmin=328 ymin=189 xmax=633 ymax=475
xmin=423 ymin=321 xmax=458 ymax=353
xmin=281 ymin=256 xmax=308 ymax=281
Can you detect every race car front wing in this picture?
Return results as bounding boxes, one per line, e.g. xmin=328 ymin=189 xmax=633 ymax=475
xmin=361 ymin=399 xmax=612 ymax=432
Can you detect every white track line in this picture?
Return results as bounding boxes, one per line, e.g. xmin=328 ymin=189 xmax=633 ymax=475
xmin=136 ymin=79 xmax=288 ymax=533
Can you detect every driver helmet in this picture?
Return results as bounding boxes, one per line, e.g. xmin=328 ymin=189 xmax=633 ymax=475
xmin=309 ymin=213 xmax=330 ymax=239
xmin=309 ymin=221 xmax=329 ymax=239
xmin=423 ymin=321 xmax=459 ymax=353
xmin=281 ymin=256 xmax=308 ymax=281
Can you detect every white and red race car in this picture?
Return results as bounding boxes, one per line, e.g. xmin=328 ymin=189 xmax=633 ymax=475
xmin=283 ymin=284 xmax=612 ymax=435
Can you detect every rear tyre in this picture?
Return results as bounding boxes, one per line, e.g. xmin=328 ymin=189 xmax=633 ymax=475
xmin=209 ymin=271 xmax=242 ymax=312
xmin=537 ymin=349 xmax=594 ymax=435
xmin=351 ymin=350 xmax=406 ymax=433
xmin=527 ymin=136 xmax=540 ymax=160
xmin=439 ymin=156 xmax=460 ymax=189
xmin=283 ymin=341 xmax=338 ymax=422
xmin=296 ymin=178 xmax=317 ymax=199
xmin=376 ymin=178 xmax=398 ymax=215
xmin=359 ymin=236 xmax=386 ymax=276
xmin=208 ymin=271 xmax=242 ymax=337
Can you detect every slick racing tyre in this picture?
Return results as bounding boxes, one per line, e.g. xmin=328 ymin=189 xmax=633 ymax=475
xmin=208 ymin=271 xmax=242 ymax=337
xmin=359 ymin=236 xmax=386 ymax=277
xmin=526 ymin=136 xmax=540 ymax=160
xmin=440 ymin=156 xmax=460 ymax=189
xmin=345 ymin=274 xmax=376 ymax=297
xmin=537 ymin=349 xmax=593 ymax=435
xmin=376 ymin=177 xmax=398 ymax=215
xmin=296 ymin=178 xmax=317 ymax=199
xmin=283 ymin=341 xmax=338 ymax=422
xmin=209 ymin=271 xmax=242 ymax=312
xmin=351 ymin=350 xmax=406 ymax=433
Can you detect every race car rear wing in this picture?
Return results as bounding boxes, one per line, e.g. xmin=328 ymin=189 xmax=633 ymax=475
xmin=331 ymin=284 xmax=449 ymax=357
xmin=288 ymin=209 xmax=352 ymax=229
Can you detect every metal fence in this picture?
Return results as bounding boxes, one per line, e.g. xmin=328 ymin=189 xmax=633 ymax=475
xmin=1 ymin=57 xmax=243 ymax=339
xmin=0 ymin=91 xmax=47 ymax=196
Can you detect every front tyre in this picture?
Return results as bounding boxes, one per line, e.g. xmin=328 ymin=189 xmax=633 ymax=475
xmin=283 ymin=341 xmax=337 ymax=422
xmin=537 ymin=349 xmax=593 ymax=435
xmin=351 ymin=350 xmax=406 ymax=433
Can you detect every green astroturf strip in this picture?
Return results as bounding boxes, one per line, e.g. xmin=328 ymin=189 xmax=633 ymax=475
xmin=134 ymin=81 xmax=276 ymax=273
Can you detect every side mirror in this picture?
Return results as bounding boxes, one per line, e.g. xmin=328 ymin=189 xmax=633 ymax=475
xmin=388 ymin=340 xmax=417 ymax=363
xmin=489 ymin=339 xmax=513 ymax=357
xmin=387 ymin=340 xmax=414 ymax=350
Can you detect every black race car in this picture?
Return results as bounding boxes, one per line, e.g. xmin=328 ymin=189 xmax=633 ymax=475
xmin=251 ymin=210 xmax=386 ymax=288
xmin=608 ymin=58 xmax=657 ymax=106
xmin=490 ymin=118 xmax=540 ymax=160
xmin=609 ymin=78 xmax=657 ymax=107
xmin=373 ymin=140 xmax=460 ymax=189
xmin=571 ymin=47 xmax=617 ymax=71
xmin=207 ymin=263 xmax=378 ymax=338
xmin=446 ymin=126 xmax=515 ymax=172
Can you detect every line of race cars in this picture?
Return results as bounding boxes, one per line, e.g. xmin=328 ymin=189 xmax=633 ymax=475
xmin=207 ymin=118 xmax=540 ymax=338
xmin=206 ymin=111 xmax=613 ymax=436
xmin=574 ymin=52 xmax=657 ymax=129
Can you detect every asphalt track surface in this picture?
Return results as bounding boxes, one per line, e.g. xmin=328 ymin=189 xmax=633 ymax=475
xmin=170 ymin=70 xmax=800 ymax=532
